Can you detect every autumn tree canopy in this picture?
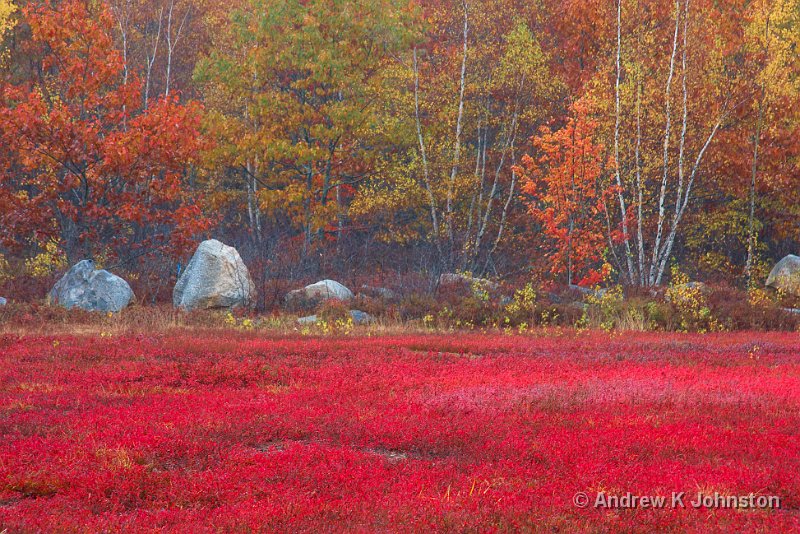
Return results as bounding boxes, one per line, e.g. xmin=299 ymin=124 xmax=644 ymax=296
xmin=0 ymin=0 xmax=798 ymax=295
xmin=0 ymin=0 xmax=210 ymax=296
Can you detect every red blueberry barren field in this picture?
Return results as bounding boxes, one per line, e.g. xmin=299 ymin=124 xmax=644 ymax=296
xmin=1 ymin=331 xmax=798 ymax=531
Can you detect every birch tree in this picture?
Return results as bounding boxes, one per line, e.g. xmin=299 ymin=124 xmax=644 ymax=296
xmin=354 ymin=2 xmax=555 ymax=276
xmin=164 ymin=0 xmax=189 ymax=98
xmin=196 ymin=0 xmax=416 ymax=261
xmin=606 ymin=0 xmax=731 ymax=286
xmin=742 ymin=0 xmax=800 ymax=285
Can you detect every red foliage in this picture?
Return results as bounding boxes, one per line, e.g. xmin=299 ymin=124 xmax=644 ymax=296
xmin=0 ymin=331 xmax=798 ymax=530
xmin=0 ymin=0 xmax=211 ymax=262
xmin=518 ymin=96 xmax=614 ymax=286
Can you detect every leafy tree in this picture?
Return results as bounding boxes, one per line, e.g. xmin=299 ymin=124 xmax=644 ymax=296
xmin=351 ymin=2 xmax=559 ymax=275
xmin=594 ymin=0 xmax=741 ymax=286
xmin=0 ymin=0 xmax=210 ymax=277
xmin=195 ymin=0 xmax=418 ymax=267
xmin=0 ymin=0 xmax=14 ymax=67
xmin=680 ymin=0 xmax=800 ymax=285
xmin=0 ymin=0 xmax=14 ymax=36
xmin=1 ymin=0 xmax=798 ymax=295
xmin=518 ymin=96 xmax=613 ymax=286
xmin=742 ymin=0 xmax=800 ymax=284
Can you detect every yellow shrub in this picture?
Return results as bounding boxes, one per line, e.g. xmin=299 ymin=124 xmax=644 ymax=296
xmin=0 ymin=254 xmax=9 ymax=283
xmin=25 ymin=240 xmax=67 ymax=278
xmin=666 ymin=267 xmax=722 ymax=333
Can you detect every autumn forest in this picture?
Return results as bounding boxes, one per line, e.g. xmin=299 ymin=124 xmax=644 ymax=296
xmin=0 ymin=0 xmax=798 ymax=307
xmin=2 ymin=4 xmax=800 ymax=530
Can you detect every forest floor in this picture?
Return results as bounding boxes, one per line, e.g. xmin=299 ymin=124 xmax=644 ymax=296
xmin=1 ymin=330 xmax=798 ymax=531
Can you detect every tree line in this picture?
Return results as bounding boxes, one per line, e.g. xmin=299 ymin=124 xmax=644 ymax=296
xmin=0 ymin=0 xmax=798 ymax=301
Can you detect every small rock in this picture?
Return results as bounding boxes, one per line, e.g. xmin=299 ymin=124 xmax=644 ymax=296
xmin=569 ymin=284 xmax=608 ymax=299
xmin=544 ymin=292 xmax=562 ymax=304
xmin=297 ymin=314 xmax=318 ymax=325
xmin=360 ymin=285 xmax=397 ymax=300
xmin=285 ymin=279 xmax=353 ymax=311
xmin=296 ymin=310 xmax=374 ymax=326
xmin=349 ymin=310 xmax=374 ymax=325
xmin=439 ymin=273 xmax=499 ymax=294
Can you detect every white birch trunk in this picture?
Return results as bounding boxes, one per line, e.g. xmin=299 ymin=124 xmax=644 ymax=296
xmin=649 ymin=0 xmax=682 ymax=285
xmin=635 ymin=68 xmax=645 ymax=285
xmin=614 ymin=0 xmax=636 ymax=284
xmin=445 ymin=0 xmax=469 ymax=266
xmin=165 ymin=0 xmax=189 ymax=99
xmin=413 ymin=47 xmax=443 ymax=261
xmin=144 ymin=7 xmax=164 ymax=109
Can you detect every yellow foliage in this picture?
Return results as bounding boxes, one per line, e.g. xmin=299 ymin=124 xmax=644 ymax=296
xmin=503 ymin=282 xmax=537 ymax=325
xmin=0 ymin=254 xmax=9 ymax=283
xmin=747 ymin=287 xmax=775 ymax=309
xmin=666 ymin=267 xmax=722 ymax=333
xmin=0 ymin=0 xmax=14 ymax=65
xmin=585 ymin=286 xmax=625 ymax=332
xmin=25 ymin=240 xmax=67 ymax=278
xmin=746 ymin=0 xmax=800 ymax=102
xmin=0 ymin=0 xmax=15 ymax=36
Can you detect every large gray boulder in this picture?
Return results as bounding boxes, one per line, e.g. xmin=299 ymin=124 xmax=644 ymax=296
xmin=285 ymin=279 xmax=353 ymax=311
xmin=766 ymin=255 xmax=800 ymax=297
xmin=173 ymin=239 xmax=256 ymax=310
xmin=48 ymin=260 xmax=134 ymax=313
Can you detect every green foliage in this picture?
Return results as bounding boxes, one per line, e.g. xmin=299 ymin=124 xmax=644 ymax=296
xmin=583 ymin=286 xmax=625 ymax=332
xmin=195 ymin=0 xmax=419 ymax=246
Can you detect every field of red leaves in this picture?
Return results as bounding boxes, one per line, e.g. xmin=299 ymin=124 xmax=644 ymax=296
xmin=1 ymin=330 xmax=799 ymax=531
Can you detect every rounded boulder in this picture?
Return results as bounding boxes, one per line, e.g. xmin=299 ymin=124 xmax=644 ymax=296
xmin=48 ymin=260 xmax=134 ymax=313
xmin=766 ymin=255 xmax=800 ymax=297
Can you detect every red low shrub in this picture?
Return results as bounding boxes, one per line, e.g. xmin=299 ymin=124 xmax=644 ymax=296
xmin=1 ymin=331 xmax=799 ymax=531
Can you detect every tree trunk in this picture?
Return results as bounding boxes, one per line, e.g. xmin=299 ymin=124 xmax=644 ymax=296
xmin=614 ymin=0 xmax=635 ymax=285
xmin=445 ymin=0 xmax=469 ymax=268
xmin=144 ymin=7 xmax=163 ymax=109
xmin=649 ymin=0 xmax=682 ymax=286
xmin=745 ymin=14 xmax=771 ymax=288
xmin=635 ymin=62 xmax=645 ymax=285
xmin=413 ymin=47 xmax=443 ymax=264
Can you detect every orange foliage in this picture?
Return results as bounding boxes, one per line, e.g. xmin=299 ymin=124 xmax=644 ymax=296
xmin=518 ymin=97 xmax=614 ymax=286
